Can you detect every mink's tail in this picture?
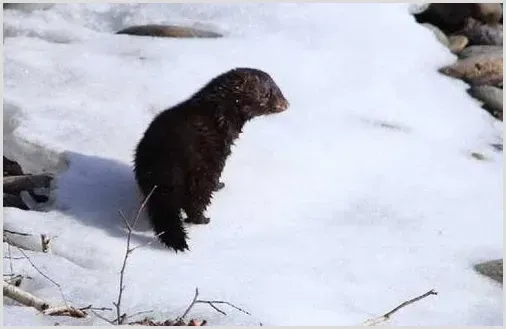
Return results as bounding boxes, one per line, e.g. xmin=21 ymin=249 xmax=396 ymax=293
xmin=144 ymin=186 xmax=189 ymax=252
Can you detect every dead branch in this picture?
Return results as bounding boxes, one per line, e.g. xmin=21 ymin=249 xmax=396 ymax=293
xmin=79 ymin=304 xmax=113 ymax=312
xmin=3 ymin=281 xmax=50 ymax=311
xmin=119 ymin=309 xmax=154 ymax=324
xmin=113 ymin=185 xmax=157 ymax=325
xmin=177 ymin=287 xmax=251 ymax=322
xmin=128 ymin=317 xmax=207 ymax=326
xmin=3 ymin=174 xmax=53 ymax=194
xmin=90 ymin=310 xmax=116 ymax=325
xmin=177 ymin=288 xmax=201 ymax=322
xmin=196 ymin=300 xmax=251 ymax=316
xmin=41 ymin=234 xmax=51 ymax=253
xmin=43 ymin=306 xmax=87 ymax=318
xmin=129 ymin=231 xmax=165 ymax=252
xmin=362 ymin=289 xmax=438 ymax=326
xmin=4 ymin=156 xmax=24 ymax=176
xmin=4 ymin=229 xmax=32 ymax=236
xmin=3 ymin=272 xmax=87 ymax=319
xmin=3 ymin=193 xmax=29 ymax=210
xmin=7 ymin=240 xmax=15 ymax=275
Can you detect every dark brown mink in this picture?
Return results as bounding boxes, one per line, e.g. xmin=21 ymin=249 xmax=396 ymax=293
xmin=133 ymin=68 xmax=290 ymax=252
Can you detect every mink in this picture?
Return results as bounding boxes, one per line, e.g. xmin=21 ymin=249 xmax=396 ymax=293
xmin=134 ymin=68 xmax=289 ymax=252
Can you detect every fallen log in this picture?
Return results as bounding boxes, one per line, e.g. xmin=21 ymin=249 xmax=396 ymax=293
xmin=3 ymin=193 xmax=29 ymax=210
xmin=4 ymin=174 xmax=53 ymax=195
xmin=3 ymin=281 xmax=50 ymax=312
xmin=116 ymin=24 xmax=222 ymax=38
xmin=3 ymin=156 xmax=24 ymax=176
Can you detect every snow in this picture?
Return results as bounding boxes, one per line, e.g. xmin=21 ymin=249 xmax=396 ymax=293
xmin=2 ymin=3 xmax=503 ymax=326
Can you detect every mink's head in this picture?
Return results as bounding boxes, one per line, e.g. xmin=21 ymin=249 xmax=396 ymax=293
xmin=200 ymin=67 xmax=290 ymax=120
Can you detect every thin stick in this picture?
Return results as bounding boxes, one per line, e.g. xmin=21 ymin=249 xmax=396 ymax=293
xmin=177 ymin=287 xmax=252 ymax=321
xmin=362 ymin=289 xmax=438 ymax=326
xmin=90 ymin=310 xmax=116 ymax=325
xmin=113 ymin=185 xmax=157 ymax=325
xmin=132 ymin=185 xmax=157 ymax=229
xmin=7 ymin=242 xmax=14 ymax=274
xmin=123 ymin=309 xmax=155 ymax=322
xmin=78 ymin=304 xmax=113 ymax=312
xmin=16 ymin=247 xmax=69 ymax=308
xmin=199 ymin=302 xmax=227 ymax=315
xmin=129 ymin=231 xmax=165 ymax=252
xmin=177 ymin=288 xmax=200 ymax=322
xmin=112 ymin=220 xmax=132 ymax=325
xmin=4 ymin=229 xmax=32 ymax=236
xmin=196 ymin=300 xmax=251 ymax=316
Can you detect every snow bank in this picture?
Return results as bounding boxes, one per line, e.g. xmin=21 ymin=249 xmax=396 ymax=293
xmin=3 ymin=3 xmax=502 ymax=326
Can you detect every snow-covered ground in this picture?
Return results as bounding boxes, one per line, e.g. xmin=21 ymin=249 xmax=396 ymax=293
xmin=2 ymin=3 xmax=503 ymax=326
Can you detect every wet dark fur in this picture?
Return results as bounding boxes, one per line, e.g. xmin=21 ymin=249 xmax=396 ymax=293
xmin=134 ymin=68 xmax=289 ymax=252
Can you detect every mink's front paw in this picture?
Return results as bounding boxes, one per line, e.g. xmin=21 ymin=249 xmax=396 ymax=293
xmin=214 ymin=182 xmax=225 ymax=191
xmin=185 ymin=216 xmax=211 ymax=225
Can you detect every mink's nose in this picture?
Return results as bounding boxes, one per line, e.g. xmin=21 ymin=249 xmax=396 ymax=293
xmin=274 ymin=98 xmax=290 ymax=113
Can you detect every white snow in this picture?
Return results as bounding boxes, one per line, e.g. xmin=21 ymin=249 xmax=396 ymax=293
xmin=2 ymin=3 xmax=503 ymax=326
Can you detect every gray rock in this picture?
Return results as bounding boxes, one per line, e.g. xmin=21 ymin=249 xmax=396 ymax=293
xmin=459 ymin=45 xmax=503 ymax=59
xmin=474 ymin=259 xmax=503 ymax=284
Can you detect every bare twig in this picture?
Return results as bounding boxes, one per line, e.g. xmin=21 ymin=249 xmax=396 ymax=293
xmin=113 ymin=185 xmax=157 ymax=325
xmin=90 ymin=310 xmax=116 ymax=325
xmin=112 ymin=220 xmax=131 ymax=324
xmin=132 ymin=185 xmax=157 ymax=229
xmin=200 ymin=302 xmax=227 ymax=315
xmin=122 ymin=309 xmax=154 ymax=323
xmin=4 ymin=229 xmax=32 ymax=236
xmin=362 ymin=289 xmax=438 ymax=326
xmin=79 ymin=304 xmax=113 ymax=312
xmin=196 ymin=300 xmax=251 ymax=316
xmin=177 ymin=288 xmax=201 ymax=322
xmin=129 ymin=231 xmax=165 ymax=252
xmin=177 ymin=287 xmax=251 ymax=322
xmin=7 ymin=242 xmax=15 ymax=274
xmin=15 ymin=247 xmax=69 ymax=308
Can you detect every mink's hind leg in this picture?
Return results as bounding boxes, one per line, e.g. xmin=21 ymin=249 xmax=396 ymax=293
xmin=184 ymin=202 xmax=210 ymax=224
xmin=183 ymin=182 xmax=213 ymax=225
xmin=183 ymin=198 xmax=211 ymax=224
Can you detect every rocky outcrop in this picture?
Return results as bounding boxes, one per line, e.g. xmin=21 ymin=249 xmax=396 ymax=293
xmin=413 ymin=3 xmax=503 ymax=121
